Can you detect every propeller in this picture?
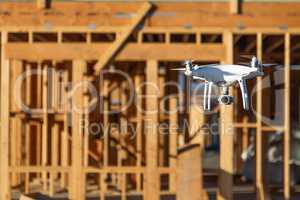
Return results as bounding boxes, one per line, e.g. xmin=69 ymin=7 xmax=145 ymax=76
xmin=239 ymin=54 xmax=253 ymax=63
xmin=239 ymin=55 xmax=279 ymax=69
xmin=170 ymin=60 xmax=220 ymax=79
xmin=238 ymin=62 xmax=278 ymax=68
xmin=170 ymin=60 xmax=194 ymax=76
xmin=238 ymin=62 xmax=250 ymax=66
xmin=261 ymin=63 xmax=278 ymax=68
xmin=240 ymin=55 xmax=253 ymax=59
xmin=170 ymin=68 xmax=186 ymax=71
xmin=169 ymin=60 xmax=194 ymax=112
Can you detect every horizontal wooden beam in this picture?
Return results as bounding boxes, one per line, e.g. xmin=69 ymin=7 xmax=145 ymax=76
xmin=1 ymin=2 xmax=300 ymax=28
xmin=10 ymin=166 xmax=175 ymax=174
xmin=10 ymin=166 xmax=70 ymax=173
xmin=5 ymin=43 xmax=225 ymax=61
xmin=2 ymin=26 xmax=300 ymax=34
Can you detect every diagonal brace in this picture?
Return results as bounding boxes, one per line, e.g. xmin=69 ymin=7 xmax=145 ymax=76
xmin=94 ymin=2 xmax=152 ymax=74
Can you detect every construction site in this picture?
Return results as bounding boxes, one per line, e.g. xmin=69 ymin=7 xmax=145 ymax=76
xmin=1 ymin=0 xmax=300 ymax=199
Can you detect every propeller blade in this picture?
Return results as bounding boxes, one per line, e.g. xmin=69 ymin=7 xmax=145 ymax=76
xmin=272 ymin=65 xmax=283 ymax=70
xmin=262 ymin=63 xmax=278 ymax=68
xmin=170 ymin=68 xmax=186 ymax=71
xmin=238 ymin=62 xmax=250 ymax=66
xmin=198 ymin=63 xmax=219 ymax=67
xmin=193 ymin=63 xmax=219 ymax=70
xmin=240 ymin=55 xmax=254 ymax=59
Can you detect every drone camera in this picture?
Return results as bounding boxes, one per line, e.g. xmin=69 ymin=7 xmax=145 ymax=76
xmin=218 ymin=95 xmax=234 ymax=105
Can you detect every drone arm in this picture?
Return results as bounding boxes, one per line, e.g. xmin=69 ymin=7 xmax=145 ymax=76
xmin=238 ymin=78 xmax=249 ymax=110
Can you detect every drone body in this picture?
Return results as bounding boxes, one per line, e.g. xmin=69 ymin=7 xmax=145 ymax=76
xmin=173 ymin=57 xmax=276 ymax=111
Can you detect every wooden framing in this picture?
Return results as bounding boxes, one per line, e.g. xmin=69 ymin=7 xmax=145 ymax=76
xmin=284 ymin=33 xmax=291 ymax=200
xmin=144 ymin=60 xmax=160 ymax=200
xmin=230 ymin=0 xmax=239 ymax=14
xmin=10 ymin=59 xmax=23 ymax=187
xmin=61 ymin=70 xmax=69 ymax=189
xmin=71 ymin=60 xmax=85 ymax=200
xmin=189 ymin=104 xmax=205 ymax=198
xmin=177 ymin=144 xmax=202 ymax=200
xmin=0 ymin=28 xmax=296 ymax=199
xmin=94 ymin=2 xmax=152 ymax=73
xmin=134 ymin=72 xmax=143 ymax=192
xmin=217 ymin=31 xmax=234 ymax=200
xmin=0 ymin=31 xmax=10 ymax=200
xmin=25 ymin=62 xmax=31 ymax=194
xmin=256 ymin=33 xmax=270 ymax=200
xmin=5 ymin=43 xmax=225 ymax=61
xmin=36 ymin=0 xmax=47 ymax=9
xmin=42 ymin=62 xmax=49 ymax=192
xmin=169 ymin=96 xmax=177 ymax=192
xmin=0 ymin=1 xmax=297 ymax=200
xmin=2 ymin=2 xmax=300 ymax=28
xmin=99 ymin=77 xmax=109 ymax=200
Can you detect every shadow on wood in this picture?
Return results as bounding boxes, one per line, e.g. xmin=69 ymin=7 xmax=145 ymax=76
xmin=20 ymin=193 xmax=54 ymax=200
xmin=177 ymin=144 xmax=208 ymax=200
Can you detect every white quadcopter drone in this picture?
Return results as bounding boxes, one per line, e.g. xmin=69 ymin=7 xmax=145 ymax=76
xmin=172 ymin=56 xmax=277 ymax=111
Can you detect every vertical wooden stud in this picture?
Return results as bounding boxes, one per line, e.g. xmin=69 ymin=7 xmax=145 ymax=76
xmin=82 ymin=72 xmax=89 ymax=197
xmin=284 ymin=33 xmax=291 ymax=200
xmin=242 ymin=116 xmax=249 ymax=152
xmin=10 ymin=59 xmax=23 ymax=187
xmin=217 ymin=31 xmax=234 ymax=200
xmin=189 ymin=104 xmax=205 ymax=197
xmin=50 ymin=122 xmax=59 ymax=196
xmin=119 ymin=81 xmax=127 ymax=198
xmin=169 ymin=96 xmax=177 ymax=192
xmin=134 ymin=73 xmax=143 ymax=192
xmin=0 ymin=31 xmax=11 ymax=200
xmin=256 ymin=33 xmax=270 ymax=200
xmin=158 ymin=73 xmax=165 ymax=167
xmin=100 ymin=78 xmax=109 ymax=200
xmin=36 ymin=62 xmax=43 ymax=181
xmin=230 ymin=0 xmax=239 ymax=14
xmin=61 ymin=70 xmax=69 ymax=188
xmin=37 ymin=0 xmax=49 ymax=9
xmin=71 ymin=60 xmax=85 ymax=200
xmin=144 ymin=60 xmax=160 ymax=200
xmin=177 ymin=144 xmax=202 ymax=200
xmin=42 ymin=63 xmax=49 ymax=192
xmin=83 ymin=77 xmax=89 ymax=167
xmin=25 ymin=62 xmax=31 ymax=194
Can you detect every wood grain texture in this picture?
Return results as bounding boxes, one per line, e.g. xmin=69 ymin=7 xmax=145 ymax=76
xmin=217 ymin=31 xmax=234 ymax=200
xmin=5 ymin=43 xmax=225 ymax=61
xmin=144 ymin=60 xmax=160 ymax=200
xmin=0 ymin=31 xmax=10 ymax=200
xmin=94 ymin=2 xmax=152 ymax=73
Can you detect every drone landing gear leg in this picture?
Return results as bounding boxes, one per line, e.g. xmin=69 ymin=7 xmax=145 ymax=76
xmin=207 ymin=82 xmax=212 ymax=110
xmin=238 ymin=78 xmax=249 ymax=110
xmin=203 ymin=82 xmax=212 ymax=110
xmin=203 ymin=82 xmax=207 ymax=110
